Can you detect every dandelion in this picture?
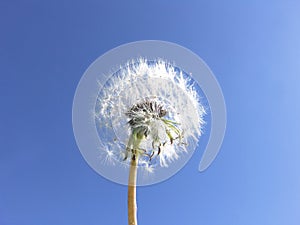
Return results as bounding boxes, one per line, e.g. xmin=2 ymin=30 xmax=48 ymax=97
xmin=94 ymin=58 xmax=206 ymax=225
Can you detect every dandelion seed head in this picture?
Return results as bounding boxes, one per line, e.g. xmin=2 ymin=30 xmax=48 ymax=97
xmin=95 ymin=58 xmax=206 ymax=170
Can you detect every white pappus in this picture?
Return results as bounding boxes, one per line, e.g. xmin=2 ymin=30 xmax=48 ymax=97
xmin=95 ymin=58 xmax=206 ymax=171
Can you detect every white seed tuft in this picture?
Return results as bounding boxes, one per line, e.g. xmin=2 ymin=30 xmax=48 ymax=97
xmin=95 ymin=58 xmax=206 ymax=169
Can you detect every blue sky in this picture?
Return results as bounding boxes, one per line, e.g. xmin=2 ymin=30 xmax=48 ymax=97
xmin=1 ymin=1 xmax=300 ymax=225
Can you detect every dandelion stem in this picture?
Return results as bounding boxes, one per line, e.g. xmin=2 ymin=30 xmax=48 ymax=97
xmin=128 ymin=154 xmax=138 ymax=225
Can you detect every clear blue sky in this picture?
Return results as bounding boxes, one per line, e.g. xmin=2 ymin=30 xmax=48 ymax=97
xmin=1 ymin=1 xmax=300 ymax=225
